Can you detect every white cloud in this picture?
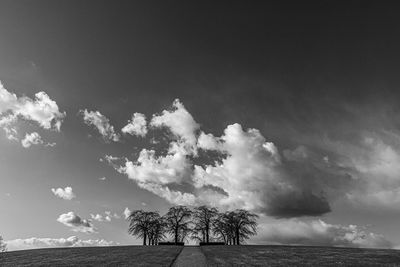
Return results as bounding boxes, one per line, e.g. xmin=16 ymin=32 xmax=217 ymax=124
xmin=57 ymin=212 xmax=96 ymax=233
xmin=109 ymin=100 xmax=330 ymax=216
xmin=99 ymin=177 xmax=107 ymax=181
xmin=0 ymin=81 xmax=65 ymax=140
xmin=120 ymin=142 xmax=191 ymax=186
xmin=150 ymin=99 xmax=199 ymax=150
xmin=21 ymin=132 xmax=43 ymax=148
xmin=254 ymin=219 xmax=392 ymax=249
xmin=122 ymin=112 xmax=147 ymax=137
xmin=91 ymin=211 xmax=120 ymax=222
xmin=51 ymin=187 xmax=76 ymax=200
xmin=6 ymin=236 xmax=117 ymax=251
xmin=123 ymin=207 xmax=131 ymax=219
xmin=80 ymin=109 xmax=120 ymax=142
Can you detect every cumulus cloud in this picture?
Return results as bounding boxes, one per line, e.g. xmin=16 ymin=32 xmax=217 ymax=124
xmin=150 ymin=99 xmax=199 ymax=150
xmin=254 ymin=219 xmax=392 ymax=249
xmin=0 ymin=81 xmax=66 ymax=140
xmin=90 ymin=211 xmax=120 ymax=222
xmin=6 ymin=236 xmax=117 ymax=251
xmin=80 ymin=109 xmax=120 ymax=142
xmin=21 ymin=132 xmax=43 ymax=148
xmin=123 ymin=207 xmax=131 ymax=219
xmin=51 ymin=187 xmax=76 ymax=200
xmin=122 ymin=112 xmax=147 ymax=137
xmin=57 ymin=212 xmax=96 ymax=233
xmin=106 ymin=99 xmax=341 ymax=217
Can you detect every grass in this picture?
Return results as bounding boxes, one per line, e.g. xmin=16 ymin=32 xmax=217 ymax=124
xmin=0 ymin=246 xmax=183 ymax=267
xmin=201 ymin=245 xmax=400 ymax=266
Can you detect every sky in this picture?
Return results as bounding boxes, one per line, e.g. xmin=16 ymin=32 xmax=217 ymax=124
xmin=1 ymin=0 xmax=400 ymax=250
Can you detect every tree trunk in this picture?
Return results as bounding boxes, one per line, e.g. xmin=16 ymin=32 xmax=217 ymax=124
xmin=143 ymin=233 xmax=147 ymax=246
xmin=206 ymin=226 xmax=209 ymax=243
xmin=236 ymin=229 xmax=240 ymax=245
xmin=175 ymin=228 xmax=178 ymax=244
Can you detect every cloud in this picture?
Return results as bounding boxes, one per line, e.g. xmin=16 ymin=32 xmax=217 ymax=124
xmin=123 ymin=207 xmax=131 ymax=219
xmin=90 ymin=211 xmax=120 ymax=222
xmin=99 ymin=177 xmax=107 ymax=181
xmin=0 ymin=81 xmax=66 ymax=140
xmin=107 ymin=100 xmax=340 ymax=217
xmin=150 ymin=99 xmax=199 ymax=150
xmin=121 ymin=112 xmax=147 ymax=137
xmin=51 ymin=187 xmax=76 ymax=200
xmin=80 ymin=109 xmax=120 ymax=142
xmin=57 ymin=212 xmax=96 ymax=233
xmin=21 ymin=132 xmax=44 ymax=148
xmin=6 ymin=236 xmax=117 ymax=251
xmin=254 ymin=219 xmax=392 ymax=249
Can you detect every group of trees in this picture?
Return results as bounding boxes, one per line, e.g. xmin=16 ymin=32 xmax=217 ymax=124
xmin=127 ymin=205 xmax=258 ymax=245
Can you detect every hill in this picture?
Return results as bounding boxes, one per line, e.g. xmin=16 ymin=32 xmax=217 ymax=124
xmin=0 ymin=246 xmax=182 ymax=267
xmin=2 ymin=245 xmax=400 ymax=266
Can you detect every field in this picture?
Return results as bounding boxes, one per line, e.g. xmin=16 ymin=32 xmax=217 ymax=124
xmin=2 ymin=245 xmax=400 ymax=266
xmin=0 ymin=246 xmax=182 ymax=267
xmin=201 ymin=245 xmax=400 ymax=266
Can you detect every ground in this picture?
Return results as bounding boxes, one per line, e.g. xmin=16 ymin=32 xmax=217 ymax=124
xmin=2 ymin=245 xmax=400 ymax=266
xmin=201 ymin=245 xmax=400 ymax=266
xmin=0 ymin=246 xmax=182 ymax=267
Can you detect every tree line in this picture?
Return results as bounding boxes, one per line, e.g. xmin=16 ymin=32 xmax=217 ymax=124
xmin=126 ymin=205 xmax=258 ymax=245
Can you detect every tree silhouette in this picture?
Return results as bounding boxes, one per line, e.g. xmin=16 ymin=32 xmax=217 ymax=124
xmin=127 ymin=210 xmax=161 ymax=245
xmin=192 ymin=205 xmax=218 ymax=243
xmin=213 ymin=210 xmax=258 ymax=245
xmin=230 ymin=209 xmax=258 ymax=245
xmin=164 ymin=205 xmax=192 ymax=244
xmin=0 ymin=235 xmax=7 ymax=252
xmin=148 ymin=214 xmax=166 ymax=245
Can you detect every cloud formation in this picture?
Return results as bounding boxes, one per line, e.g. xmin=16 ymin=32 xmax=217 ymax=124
xmin=57 ymin=212 xmax=96 ymax=233
xmin=122 ymin=112 xmax=147 ymax=137
xmin=51 ymin=187 xmax=76 ymax=200
xmin=109 ymin=99 xmax=338 ymax=217
xmin=123 ymin=207 xmax=131 ymax=219
xmin=0 ymin=81 xmax=66 ymax=141
xmin=6 ymin=236 xmax=116 ymax=251
xmin=80 ymin=109 xmax=120 ymax=142
xmin=21 ymin=132 xmax=44 ymax=148
xmin=254 ymin=219 xmax=392 ymax=249
xmin=90 ymin=211 xmax=120 ymax=222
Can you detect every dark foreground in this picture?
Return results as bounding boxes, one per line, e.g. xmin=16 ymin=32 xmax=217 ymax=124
xmin=201 ymin=245 xmax=400 ymax=266
xmin=2 ymin=245 xmax=400 ymax=266
xmin=0 ymin=246 xmax=182 ymax=267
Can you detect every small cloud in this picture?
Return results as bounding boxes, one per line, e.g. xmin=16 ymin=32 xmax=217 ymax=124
xmin=121 ymin=112 xmax=148 ymax=137
xmin=91 ymin=211 xmax=120 ymax=222
xmin=99 ymin=177 xmax=106 ymax=181
xmin=5 ymin=236 xmax=117 ymax=251
xmin=123 ymin=207 xmax=131 ymax=219
xmin=80 ymin=109 xmax=120 ymax=142
xmin=57 ymin=212 xmax=96 ymax=233
xmin=21 ymin=132 xmax=43 ymax=148
xmin=51 ymin=187 xmax=76 ymax=200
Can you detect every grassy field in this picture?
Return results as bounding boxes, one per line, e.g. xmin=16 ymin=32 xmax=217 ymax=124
xmin=0 ymin=246 xmax=182 ymax=267
xmin=201 ymin=245 xmax=400 ymax=266
xmin=2 ymin=245 xmax=400 ymax=266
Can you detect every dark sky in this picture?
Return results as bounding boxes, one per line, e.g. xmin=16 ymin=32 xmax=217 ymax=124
xmin=1 ymin=1 xmax=400 ymax=250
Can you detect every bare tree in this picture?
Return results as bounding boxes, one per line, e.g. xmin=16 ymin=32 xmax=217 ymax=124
xmin=213 ymin=210 xmax=258 ymax=245
xmin=231 ymin=209 xmax=258 ymax=245
xmin=192 ymin=205 xmax=218 ymax=243
xmin=127 ymin=210 xmax=161 ymax=245
xmin=0 ymin=235 xmax=7 ymax=252
xmin=148 ymin=215 xmax=166 ymax=245
xmin=164 ymin=205 xmax=192 ymax=244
